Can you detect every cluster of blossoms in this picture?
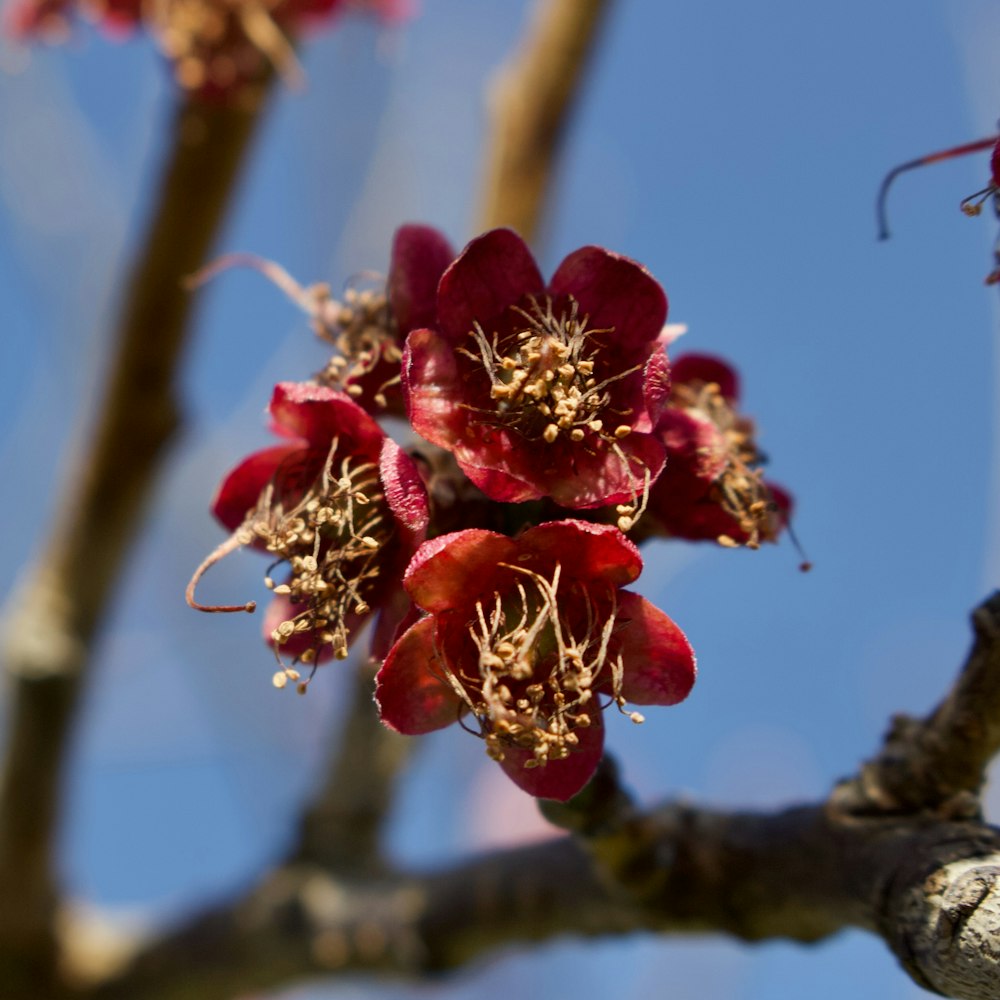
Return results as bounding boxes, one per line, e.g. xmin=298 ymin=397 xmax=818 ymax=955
xmin=5 ymin=0 xmax=409 ymax=99
xmin=188 ymin=225 xmax=793 ymax=800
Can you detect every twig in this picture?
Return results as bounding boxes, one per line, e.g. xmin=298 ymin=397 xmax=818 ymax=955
xmin=476 ymin=0 xmax=614 ymax=243
xmin=832 ymin=591 xmax=1000 ymax=818
xmin=292 ymin=658 xmax=411 ymax=875
xmin=0 ymin=86 xmax=271 ymax=990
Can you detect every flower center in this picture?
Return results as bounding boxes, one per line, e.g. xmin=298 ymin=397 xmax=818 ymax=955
xmin=315 ymin=285 xmax=402 ymax=407
xmin=443 ymin=564 xmax=641 ymax=770
xmin=249 ymin=440 xmax=389 ymax=686
xmin=464 ymin=296 xmax=637 ymax=447
xmin=672 ymin=379 xmax=778 ymax=549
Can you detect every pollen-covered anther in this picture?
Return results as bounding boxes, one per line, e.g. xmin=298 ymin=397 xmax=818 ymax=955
xmin=450 ymin=562 xmax=638 ymax=772
xmin=252 ymin=445 xmax=390 ymax=668
xmin=464 ymin=295 xmax=643 ymax=447
xmin=672 ymin=377 xmax=780 ymax=549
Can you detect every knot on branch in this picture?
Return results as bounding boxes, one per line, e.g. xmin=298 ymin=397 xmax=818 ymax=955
xmin=891 ymin=853 xmax=1000 ymax=1000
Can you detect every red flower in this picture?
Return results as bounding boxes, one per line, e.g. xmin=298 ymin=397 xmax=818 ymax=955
xmin=316 ymin=224 xmax=455 ymax=413
xmin=402 ymin=229 xmax=671 ymax=515
xmin=375 ymin=520 xmax=696 ymax=801
xmin=188 ymin=382 xmax=428 ymax=688
xmin=195 ymin=224 xmax=454 ymax=415
xmin=646 ymin=353 xmax=788 ymax=548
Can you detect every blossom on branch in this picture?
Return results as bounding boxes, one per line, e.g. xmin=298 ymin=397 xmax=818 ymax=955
xmin=187 ymin=381 xmax=428 ymax=689
xmin=402 ymin=229 xmax=671 ymax=522
xmin=645 ymin=352 xmax=789 ymax=548
xmin=375 ymin=520 xmax=696 ymax=801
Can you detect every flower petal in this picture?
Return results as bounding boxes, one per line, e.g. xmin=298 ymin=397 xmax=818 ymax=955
xmin=638 ymin=348 xmax=672 ymax=432
xmin=211 ymin=443 xmax=303 ymax=531
xmin=269 ymin=382 xmax=385 ymax=455
xmin=518 ymin=520 xmax=643 ymax=588
xmin=548 ymin=246 xmax=667 ymax=351
xmin=375 ymin=617 xmax=464 ymax=734
xmin=670 ymin=353 xmax=741 ymax=401
xmin=498 ymin=717 xmax=605 ymax=801
xmin=403 ymin=328 xmax=469 ymax=444
xmin=379 ymin=438 xmax=429 ymax=544
xmin=387 ymin=224 xmax=455 ymax=334
xmin=436 ymin=229 xmax=544 ymax=343
xmin=403 ymin=529 xmax=517 ymax=612
xmin=614 ymin=591 xmax=696 ymax=705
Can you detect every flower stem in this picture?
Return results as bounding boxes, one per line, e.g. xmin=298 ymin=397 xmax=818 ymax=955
xmin=476 ymin=0 xmax=615 ymax=244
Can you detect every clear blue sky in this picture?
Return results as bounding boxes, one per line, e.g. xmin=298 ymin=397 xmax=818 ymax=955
xmin=1 ymin=1 xmax=999 ymax=997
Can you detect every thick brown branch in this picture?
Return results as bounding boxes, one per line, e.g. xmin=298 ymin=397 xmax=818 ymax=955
xmin=833 ymin=591 xmax=1000 ymax=817
xmin=476 ymin=0 xmax=614 ymax=243
xmin=83 ymin=804 xmax=1000 ymax=1000
xmin=0 ymin=89 xmax=269 ymax=989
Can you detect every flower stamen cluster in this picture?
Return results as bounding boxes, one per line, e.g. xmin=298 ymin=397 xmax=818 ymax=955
xmin=464 ymin=296 xmax=635 ymax=447
xmin=670 ymin=375 xmax=773 ymax=549
xmin=249 ymin=443 xmax=387 ymax=678
xmin=314 ymin=283 xmax=401 ymax=407
xmin=443 ymin=562 xmax=639 ymax=770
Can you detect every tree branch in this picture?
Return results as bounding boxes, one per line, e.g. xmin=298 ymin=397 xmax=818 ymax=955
xmin=476 ymin=0 xmax=614 ymax=243
xmin=0 ymin=88 xmax=270 ymax=992
xmin=832 ymin=591 xmax=1000 ymax=818
xmin=291 ymin=658 xmax=411 ymax=875
xmin=82 ymin=803 xmax=1000 ymax=1000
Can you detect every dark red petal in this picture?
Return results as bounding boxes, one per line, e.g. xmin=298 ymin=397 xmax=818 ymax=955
xmin=402 ymin=328 xmax=470 ymax=445
xmin=548 ymin=246 xmax=667 ymax=352
xmin=992 ymin=139 xmax=1000 ymax=188
xmin=369 ymin=587 xmax=420 ymax=662
xmin=380 ymin=438 xmax=430 ymax=545
xmin=638 ymin=348 xmax=672 ymax=431
xmin=375 ymin=617 xmax=463 ymax=734
xmin=498 ymin=717 xmax=605 ymax=801
xmin=269 ymin=382 xmax=385 ymax=457
xmin=613 ymin=591 xmax=696 ymax=706
xmin=453 ymin=428 xmax=665 ymax=509
xmin=403 ymin=530 xmax=517 ymax=612
xmin=670 ymin=353 xmax=741 ymax=401
xmin=211 ymin=443 xmax=303 ymax=531
xmin=388 ymin=224 xmax=455 ymax=333
xmin=768 ymin=482 xmax=793 ymax=518
xmin=518 ymin=520 xmax=643 ymax=588
xmin=436 ymin=229 xmax=545 ymax=343
xmin=453 ymin=454 xmax=551 ymax=504
xmin=656 ymin=408 xmax=729 ymax=481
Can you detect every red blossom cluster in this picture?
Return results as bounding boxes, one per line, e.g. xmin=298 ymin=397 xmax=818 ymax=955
xmin=189 ymin=225 xmax=793 ymax=799
xmin=4 ymin=0 xmax=410 ymax=98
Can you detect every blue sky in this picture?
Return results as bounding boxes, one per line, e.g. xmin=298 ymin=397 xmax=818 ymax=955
xmin=2 ymin=1 xmax=1000 ymax=997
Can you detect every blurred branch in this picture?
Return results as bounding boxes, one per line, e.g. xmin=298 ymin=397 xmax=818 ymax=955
xmin=476 ymin=0 xmax=614 ymax=243
xmin=75 ymin=592 xmax=1000 ymax=1000
xmin=0 ymin=87 xmax=270 ymax=992
xmin=82 ymin=801 xmax=1000 ymax=1000
xmin=832 ymin=591 xmax=1000 ymax=818
xmin=292 ymin=658 xmax=411 ymax=875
